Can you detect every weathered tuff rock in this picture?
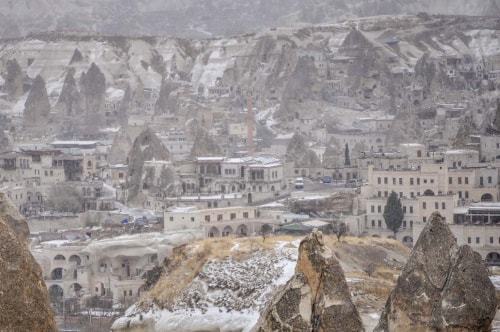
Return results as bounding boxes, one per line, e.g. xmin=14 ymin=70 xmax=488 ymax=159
xmin=80 ymin=62 xmax=106 ymax=114
xmin=56 ymin=67 xmax=82 ymax=115
xmin=255 ymin=230 xmax=364 ymax=332
xmin=23 ymin=74 xmax=50 ymax=129
xmin=154 ymin=77 xmax=178 ymax=115
xmin=4 ymin=58 xmax=23 ymax=98
xmin=126 ymin=127 xmax=172 ymax=204
xmin=188 ymin=124 xmax=223 ymax=158
xmin=0 ymin=192 xmax=57 ymax=331
xmin=286 ymin=132 xmax=321 ymax=168
xmin=374 ymin=212 xmax=496 ymax=332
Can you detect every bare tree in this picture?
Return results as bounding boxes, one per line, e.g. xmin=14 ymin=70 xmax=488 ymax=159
xmin=363 ymin=263 xmax=376 ymax=277
xmin=261 ymin=224 xmax=272 ymax=242
xmin=47 ymin=183 xmax=84 ymax=213
xmin=331 ymin=221 xmax=348 ymax=242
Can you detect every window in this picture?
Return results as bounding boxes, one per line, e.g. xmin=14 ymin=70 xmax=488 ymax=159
xmin=399 ymin=178 xmax=403 ymax=185
xmin=403 ymin=206 xmax=406 ymax=213
xmin=442 ymin=202 xmax=445 ymax=209
xmin=410 ymin=178 xmax=414 ymax=185
xmin=205 ymin=215 xmax=210 ymax=222
xmin=458 ymin=191 xmax=462 ymax=198
xmin=465 ymin=177 xmax=468 ymax=184
xmin=378 ymin=206 xmax=381 ymax=213
xmin=378 ymin=177 xmax=381 ymax=184
xmin=410 ymin=192 xmax=414 ymax=198
xmin=409 ymin=206 xmax=413 ymax=213
xmin=243 ymin=212 xmax=249 ymax=218
xmin=410 ymin=220 xmax=413 ymax=228
xmin=384 ymin=177 xmax=388 ymax=184
xmin=468 ymin=237 xmax=471 ymax=244
xmin=423 ymin=202 xmax=426 ymax=209
xmin=393 ymin=178 xmax=396 ymax=185
xmin=403 ymin=220 xmax=407 ymax=228
xmin=384 ymin=191 xmax=388 ymax=197
xmin=465 ymin=191 xmax=469 ymax=198
xmin=423 ymin=216 xmax=427 ymax=223
xmin=191 ymin=217 xmax=195 ymax=222
xmin=435 ymin=202 xmax=439 ymax=209
xmin=476 ymin=237 xmax=480 ymax=244
xmin=448 ymin=177 xmax=452 ymax=184
xmin=378 ymin=220 xmax=382 ymax=227
xmin=230 ymin=213 xmax=236 ymax=220
xmin=377 ymin=191 xmax=381 ymax=197
xmin=423 ymin=179 xmax=427 ymax=184
xmin=488 ymin=176 xmax=492 ymax=184
xmin=490 ymin=237 xmax=494 ymax=244
xmin=217 ymin=214 xmax=223 ymax=221
xmin=371 ymin=206 xmax=375 ymax=213
xmin=480 ymin=177 xmax=484 ymax=186
xmin=417 ymin=178 xmax=420 ymax=185
xmin=458 ymin=177 xmax=462 ymax=184
xmin=129 ymin=290 xmax=132 ymax=296
xmin=399 ymin=192 xmax=403 ymax=198
xmin=169 ymin=216 xmax=173 ymax=221
xmin=371 ymin=220 xmax=375 ymax=227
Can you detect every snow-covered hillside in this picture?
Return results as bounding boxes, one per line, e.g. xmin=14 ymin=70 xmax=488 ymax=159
xmin=111 ymin=238 xmax=300 ymax=331
xmin=0 ymin=0 xmax=498 ymax=39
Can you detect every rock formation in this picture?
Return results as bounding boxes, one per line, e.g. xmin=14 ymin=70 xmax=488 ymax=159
xmin=154 ymin=77 xmax=178 ymax=115
xmin=256 ymin=230 xmax=364 ymax=332
xmin=23 ymin=74 xmax=50 ymax=131
xmin=69 ymin=48 xmax=83 ymax=65
xmin=374 ymin=212 xmax=497 ymax=332
xmin=188 ymin=124 xmax=223 ymax=158
xmin=57 ymin=67 xmax=82 ymax=115
xmin=322 ymin=143 xmax=342 ymax=168
xmin=126 ymin=127 xmax=172 ymax=204
xmin=0 ymin=192 xmax=57 ymax=331
xmin=80 ymin=62 xmax=106 ymax=115
xmin=286 ymin=132 xmax=321 ymax=168
xmin=452 ymin=115 xmax=479 ymax=149
xmin=4 ymin=58 xmax=23 ymax=98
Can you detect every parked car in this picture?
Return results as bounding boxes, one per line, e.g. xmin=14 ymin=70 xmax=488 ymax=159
xmin=294 ymin=177 xmax=304 ymax=189
xmin=321 ymin=176 xmax=332 ymax=183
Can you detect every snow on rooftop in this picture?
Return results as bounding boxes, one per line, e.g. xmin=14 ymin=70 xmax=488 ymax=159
xmin=106 ymin=86 xmax=125 ymax=100
xmin=51 ymin=140 xmax=98 ymax=145
xmin=196 ymin=157 xmax=225 ymax=161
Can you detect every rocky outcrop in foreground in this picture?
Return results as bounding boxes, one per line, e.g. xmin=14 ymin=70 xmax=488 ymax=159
xmin=0 ymin=193 xmax=56 ymax=331
xmin=374 ymin=212 xmax=497 ymax=332
xmin=255 ymin=230 xmax=364 ymax=332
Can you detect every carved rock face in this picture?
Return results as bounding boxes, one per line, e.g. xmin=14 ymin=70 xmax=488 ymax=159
xmin=375 ymin=212 xmax=497 ymax=332
xmin=256 ymin=230 xmax=364 ymax=332
xmin=0 ymin=193 xmax=56 ymax=331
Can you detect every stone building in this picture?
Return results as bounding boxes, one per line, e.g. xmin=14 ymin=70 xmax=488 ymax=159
xmin=360 ymin=153 xmax=499 ymax=246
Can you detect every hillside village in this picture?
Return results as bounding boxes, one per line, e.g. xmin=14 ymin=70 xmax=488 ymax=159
xmin=1 ymin=13 xmax=500 ymax=324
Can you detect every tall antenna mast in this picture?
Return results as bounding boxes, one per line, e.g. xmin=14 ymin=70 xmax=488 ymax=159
xmin=246 ymin=88 xmax=254 ymax=156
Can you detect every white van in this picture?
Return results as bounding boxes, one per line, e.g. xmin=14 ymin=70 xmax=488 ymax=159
xmin=294 ymin=177 xmax=304 ymax=189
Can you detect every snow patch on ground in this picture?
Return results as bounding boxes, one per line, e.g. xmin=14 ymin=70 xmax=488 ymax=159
xmin=112 ymin=240 xmax=299 ymax=331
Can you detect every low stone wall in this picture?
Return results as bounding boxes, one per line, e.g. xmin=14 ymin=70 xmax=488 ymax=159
xmin=27 ymin=215 xmax=83 ymax=233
